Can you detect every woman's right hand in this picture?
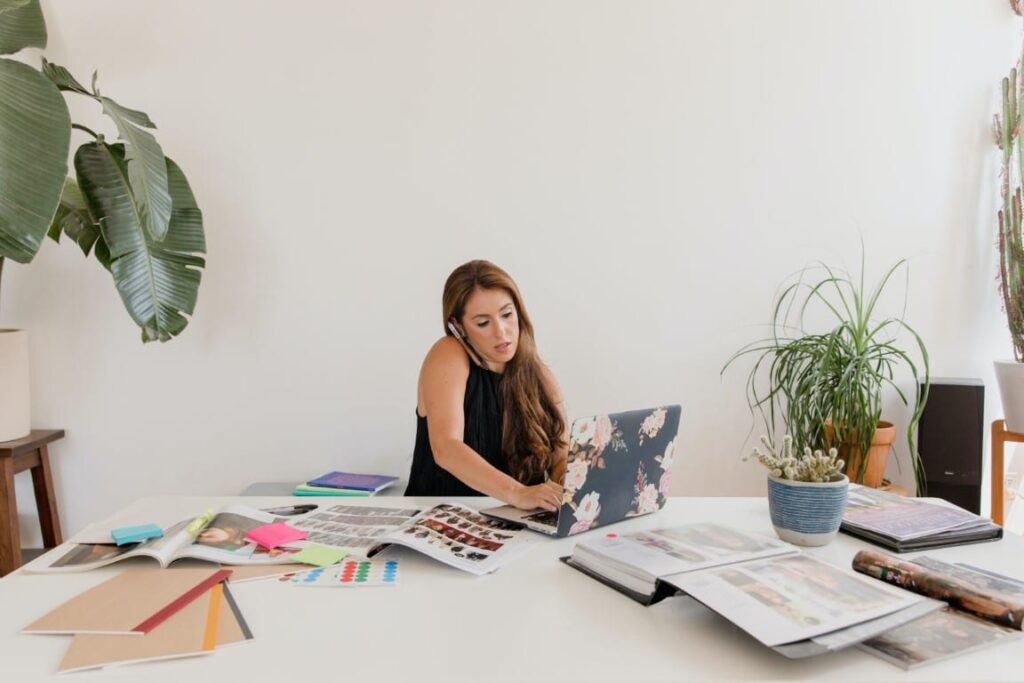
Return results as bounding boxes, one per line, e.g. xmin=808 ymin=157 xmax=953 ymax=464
xmin=509 ymin=480 xmax=563 ymax=512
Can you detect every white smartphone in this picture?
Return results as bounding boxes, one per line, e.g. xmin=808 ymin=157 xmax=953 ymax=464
xmin=448 ymin=320 xmax=485 ymax=367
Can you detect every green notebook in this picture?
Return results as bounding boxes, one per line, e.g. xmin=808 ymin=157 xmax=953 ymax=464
xmin=292 ymin=483 xmax=371 ymax=497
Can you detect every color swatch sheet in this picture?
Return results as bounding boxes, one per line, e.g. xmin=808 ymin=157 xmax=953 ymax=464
xmin=282 ymin=559 xmax=399 ymax=587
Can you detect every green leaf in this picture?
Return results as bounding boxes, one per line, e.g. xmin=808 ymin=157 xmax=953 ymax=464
xmin=46 ymin=176 xmax=102 ymax=257
xmin=74 ymin=142 xmax=204 ymax=342
xmin=40 ymin=58 xmax=89 ymax=95
xmin=0 ymin=58 xmax=70 ymax=263
xmin=0 ymin=0 xmax=45 ymax=55
xmin=99 ymin=96 xmax=171 ymax=241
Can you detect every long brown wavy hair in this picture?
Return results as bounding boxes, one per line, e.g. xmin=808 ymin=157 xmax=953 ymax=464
xmin=442 ymin=260 xmax=565 ymax=484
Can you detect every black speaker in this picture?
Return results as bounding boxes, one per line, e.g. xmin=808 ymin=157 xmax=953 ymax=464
xmin=917 ymin=378 xmax=984 ymax=513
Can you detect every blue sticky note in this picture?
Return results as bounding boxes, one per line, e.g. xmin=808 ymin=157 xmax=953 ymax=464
xmin=111 ymin=524 xmax=164 ymax=546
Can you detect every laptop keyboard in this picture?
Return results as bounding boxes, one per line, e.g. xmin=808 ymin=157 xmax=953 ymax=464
xmin=523 ymin=510 xmax=557 ymax=527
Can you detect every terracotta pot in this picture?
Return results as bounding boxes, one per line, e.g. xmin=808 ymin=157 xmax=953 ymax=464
xmin=841 ymin=420 xmax=896 ymax=488
xmin=0 ymin=329 xmax=31 ymax=442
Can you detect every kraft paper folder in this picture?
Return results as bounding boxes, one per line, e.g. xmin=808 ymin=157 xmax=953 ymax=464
xmin=58 ymin=580 xmax=253 ymax=673
xmin=23 ymin=567 xmax=232 ymax=635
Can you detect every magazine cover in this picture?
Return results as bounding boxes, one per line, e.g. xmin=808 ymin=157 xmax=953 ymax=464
xmin=851 ymin=550 xmax=1024 ymax=630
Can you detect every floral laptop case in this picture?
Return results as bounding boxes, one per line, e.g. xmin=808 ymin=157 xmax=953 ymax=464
xmin=555 ymin=405 xmax=682 ymax=537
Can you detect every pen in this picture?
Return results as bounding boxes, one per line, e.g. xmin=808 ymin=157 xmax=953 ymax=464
xmin=185 ymin=508 xmax=215 ymax=538
xmin=260 ymin=504 xmax=318 ymax=516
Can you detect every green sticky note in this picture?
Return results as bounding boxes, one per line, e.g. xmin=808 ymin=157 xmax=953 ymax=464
xmin=289 ymin=544 xmax=348 ymax=567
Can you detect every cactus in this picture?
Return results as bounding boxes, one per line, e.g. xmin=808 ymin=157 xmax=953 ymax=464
xmin=745 ymin=435 xmax=846 ymax=483
xmin=995 ymin=48 xmax=1024 ymax=362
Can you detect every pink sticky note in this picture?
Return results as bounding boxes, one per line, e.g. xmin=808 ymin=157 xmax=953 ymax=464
xmin=245 ymin=522 xmax=307 ymax=549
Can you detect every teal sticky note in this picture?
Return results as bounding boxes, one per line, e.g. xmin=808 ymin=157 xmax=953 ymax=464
xmin=111 ymin=524 xmax=164 ymax=546
xmin=289 ymin=544 xmax=348 ymax=567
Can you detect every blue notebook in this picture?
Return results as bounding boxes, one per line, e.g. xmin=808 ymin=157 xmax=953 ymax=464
xmin=306 ymin=471 xmax=398 ymax=493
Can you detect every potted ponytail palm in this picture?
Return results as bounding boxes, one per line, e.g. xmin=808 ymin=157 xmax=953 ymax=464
xmin=723 ymin=255 xmax=931 ymax=495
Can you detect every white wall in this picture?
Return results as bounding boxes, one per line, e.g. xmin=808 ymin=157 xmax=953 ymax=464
xmin=6 ymin=0 xmax=1020 ymax=544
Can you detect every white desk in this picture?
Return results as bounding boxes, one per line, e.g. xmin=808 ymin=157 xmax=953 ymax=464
xmin=1 ymin=496 xmax=1022 ymax=682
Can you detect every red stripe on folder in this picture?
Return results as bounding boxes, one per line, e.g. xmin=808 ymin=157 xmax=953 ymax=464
xmin=131 ymin=569 xmax=233 ymax=634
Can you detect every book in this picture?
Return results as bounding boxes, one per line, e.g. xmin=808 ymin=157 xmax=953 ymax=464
xmin=840 ymin=484 xmax=1002 ymax=552
xmin=288 ymin=502 xmax=530 ymax=576
xmin=562 ymin=523 xmax=944 ymax=658
xmin=305 ymin=471 xmax=398 ymax=493
xmin=292 ymin=483 xmax=372 ymax=497
xmin=853 ymin=550 xmax=1024 ymax=669
xmin=27 ymin=505 xmax=308 ymax=573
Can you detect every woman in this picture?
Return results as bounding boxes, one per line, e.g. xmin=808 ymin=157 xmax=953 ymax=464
xmin=405 ymin=260 xmax=567 ymax=511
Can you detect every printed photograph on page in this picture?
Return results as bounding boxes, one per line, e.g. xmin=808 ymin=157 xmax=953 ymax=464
xmin=393 ymin=503 xmax=525 ymax=565
xmin=667 ymin=555 xmax=919 ymax=647
xmin=859 ymin=608 xmax=1021 ymax=669
xmin=290 ymin=505 xmax=421 ymax=552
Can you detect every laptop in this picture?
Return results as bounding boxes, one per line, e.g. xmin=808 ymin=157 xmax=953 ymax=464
xmin=481 ymin=405 xmax=681 ymax=537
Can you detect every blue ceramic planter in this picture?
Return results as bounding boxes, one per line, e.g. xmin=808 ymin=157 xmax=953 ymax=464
xmin=767 ymin=474 xmax=849 ymax=546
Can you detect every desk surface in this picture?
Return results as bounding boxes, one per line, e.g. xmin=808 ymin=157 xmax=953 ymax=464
xmin=1 ymin=496 xmax=1022 ymax=682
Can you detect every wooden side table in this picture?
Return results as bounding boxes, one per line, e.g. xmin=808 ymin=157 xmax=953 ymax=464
xmin=990 ymin=420 xmax=1019 ymax=527
xmin=0 ymin=429 xmax=65 ymax=576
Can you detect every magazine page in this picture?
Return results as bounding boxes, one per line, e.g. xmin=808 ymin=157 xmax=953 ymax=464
xmin=852 ymin=550 xmax=1024 ymax=630
xmin=664 ymin=554 xmax=922 ymax=647
xmin=180 ymin=505 xmax=303 ymax=565
xmin=26 ymin=518 xmax=197 ymax=573
xmin=772 ymin=599 xmax=945 ymax=659
xmin=290 ymin=504 xmax=423 ymax=555
xmin=379 ymin=503 xmax=531 ymax=576
xmin=572 ymin=523 xmax=797 ymax=586
xmin=858 ymin=607 xmax=1022 ymax=670
xmin=843 ymin=485 xmax=987 ymax=541
xmin=953 ymin=563 xmax=1024 ymax=597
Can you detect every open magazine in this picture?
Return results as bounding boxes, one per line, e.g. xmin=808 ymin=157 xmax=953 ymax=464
xmin=841 ymin=484 xmax=1002 ymax=552
xmin=853 ymin=550 xmax=1024 ymax=669
xmin=288 ymin=502 xmax=531 ymax=576
xmin=28 ymin=505 xmax=303 ymax=573
xmin=562 ymin=523 xmax=944 ymax=658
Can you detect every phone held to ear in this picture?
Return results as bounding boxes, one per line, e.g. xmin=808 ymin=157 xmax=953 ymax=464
xmin=446 ymin=320 xmax=465 ymax=339
xmin=448 ymin=319 xmax=485 ymax=367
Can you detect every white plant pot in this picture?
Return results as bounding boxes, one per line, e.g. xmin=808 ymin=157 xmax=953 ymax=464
xmin=994 ymin=359 xmax=1024 ymax=433
xmin=0 ymin=329 xmax=30 ymax=442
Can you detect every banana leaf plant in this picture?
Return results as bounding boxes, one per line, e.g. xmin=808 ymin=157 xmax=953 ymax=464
xmin=0 ymin=0 xmax=204 ymax=342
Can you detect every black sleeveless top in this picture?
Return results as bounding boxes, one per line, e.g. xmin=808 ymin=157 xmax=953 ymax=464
xmin=405 ymin=361 xmax=508 ymax=496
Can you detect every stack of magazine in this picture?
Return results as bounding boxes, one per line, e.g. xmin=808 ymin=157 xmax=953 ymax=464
xmin=293 ymin=471 xmax=399 ymax=497
xmin=841 ymin=484 xmax=1002 ymax=552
